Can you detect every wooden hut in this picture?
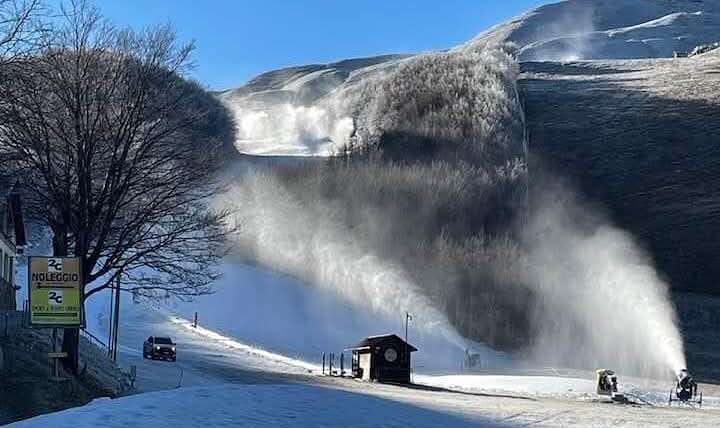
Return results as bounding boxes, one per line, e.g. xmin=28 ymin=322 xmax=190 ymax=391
xmin=346 ymin=334 xmax=417 ymax=383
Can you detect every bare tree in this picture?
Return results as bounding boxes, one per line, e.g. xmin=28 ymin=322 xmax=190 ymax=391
xmin=0 ymin=0 xmax=231 ymax=371
xmin=0 ymin=0 xmax=41 ymax=64
xmin=0 ymin=0 xmax=42 ymax=146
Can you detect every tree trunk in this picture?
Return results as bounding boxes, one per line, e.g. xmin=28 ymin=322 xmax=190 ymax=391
xmin=53 ymin=229 xmax=80 ymax=375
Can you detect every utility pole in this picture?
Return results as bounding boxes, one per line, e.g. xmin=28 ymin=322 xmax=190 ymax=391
xmin=112 ymin=275 xmax=121 ymax=361
xmin=107 ymin=275 xmax=121 ymax=361
xmin=405 ymin=312 xmax=412 ymax=363
xmin=108 ymin=282 xmax=115 ymax=358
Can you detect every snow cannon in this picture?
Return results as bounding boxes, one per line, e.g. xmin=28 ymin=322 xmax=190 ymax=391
xmin=595 ymin=369 xmax=629 ymax=403
xmin=596 ymin=369 xmax=618 ymax=396
xmin=669 ymin=369 xmax=702 ymax=407
xmin=463 ymin=348 xmax=482 ymax=370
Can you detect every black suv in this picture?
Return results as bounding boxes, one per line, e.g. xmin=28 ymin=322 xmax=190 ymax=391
xmin=143 ymin=336 xmax=177 ymax=361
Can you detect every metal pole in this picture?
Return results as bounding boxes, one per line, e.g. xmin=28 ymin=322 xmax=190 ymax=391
xmin=405 ymin=312 xmax=412 ymax=382
xmin=405 ymin=312 xmax=409 ymax=363
xmin=53 ymin=328 xmax=59 ymax=378
xmin=112 ymin=276 xmax=120 ymax=361
xmin=108 ymin=283 xmax=114 ymax=358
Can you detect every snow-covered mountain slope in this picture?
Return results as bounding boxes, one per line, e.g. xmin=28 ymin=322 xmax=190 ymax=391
xmin=218 ymin=55 xmax=408 ymax=107
xmin=221 ymin=0 xmax=720 ymax=156
xmin=217 ymin=55 xmax=410 ymax=156
xmin=465 ymin=0 xmax=720 ymax=61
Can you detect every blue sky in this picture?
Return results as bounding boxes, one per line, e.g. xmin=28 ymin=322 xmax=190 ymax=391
xmin=95 ymin=0 xmax=549 ymax=90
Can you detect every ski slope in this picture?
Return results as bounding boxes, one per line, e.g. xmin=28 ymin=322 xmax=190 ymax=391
xmin=82 ymin=262 xmax=507 ymax=391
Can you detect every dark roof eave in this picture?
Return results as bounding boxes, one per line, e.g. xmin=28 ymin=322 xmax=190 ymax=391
xmin=348 ymin=334 xmax=418 ymax=352
xmin=344 ymin=345 xmax=371 ymax=352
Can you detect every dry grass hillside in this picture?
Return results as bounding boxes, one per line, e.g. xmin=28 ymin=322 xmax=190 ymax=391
xmin=520 ymin=54 xmax=720 ymax=297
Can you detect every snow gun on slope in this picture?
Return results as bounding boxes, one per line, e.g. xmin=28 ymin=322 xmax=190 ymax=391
xmin=669 ymin=369 xmax=702 ymax=407
xmin=596 ymin=369 xmax=628 ymax=403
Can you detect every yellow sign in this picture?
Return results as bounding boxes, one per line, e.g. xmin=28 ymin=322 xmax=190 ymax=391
xmin=29 ymin=257 xmax=83 ymax=327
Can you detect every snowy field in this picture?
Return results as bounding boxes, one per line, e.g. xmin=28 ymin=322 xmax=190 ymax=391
xmin=6 ymin=384 xmax=504 ymax=428
xmin=416 ymin=374 xmax=597 ymax=400
xmin=416 ymin=373 xmax=720 ymax=409
xmin=93 ymin=262 xmax=509 ymax=377
xmin=29 ymin=262 xmax=710 ymax=427
xmin=8 ymin=260 xmax=720 ymax=426
xmin=9 ymin=373 xmax=720 ymax=428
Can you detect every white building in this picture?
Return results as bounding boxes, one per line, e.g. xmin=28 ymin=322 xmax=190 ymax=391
xmin=0 ymin=181 xmax=26 ymax=310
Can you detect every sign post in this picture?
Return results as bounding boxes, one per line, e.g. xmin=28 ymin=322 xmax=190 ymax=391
xmin=28 ymin=257 xmax=83 ymax=380
xmin=48 ymin=328 xmax=68 ymax=381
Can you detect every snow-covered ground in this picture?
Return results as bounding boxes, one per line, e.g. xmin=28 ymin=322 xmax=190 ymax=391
xmin=93 ymin=291 xmax=317 ymax=392
xmin=10 ymin=371 xmax=720 ymax=427
xmin=114 ymin=262 xmax=509 ymax=374
xmin=5 ymin=384 xmax=500 ymax=428
xmin=416 ymin=372 xmax=720 ymax=409
xmin=417 ymin=374 xmax=597 ymax=400
xmin=9 ymin=259 xmax=720 ymax=427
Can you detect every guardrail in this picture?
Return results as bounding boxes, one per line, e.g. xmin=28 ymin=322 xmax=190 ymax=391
xmin=3 ymin=305 xmax=108 ymax=353
xmin=80 ymin=328 xmax=108 ymax=351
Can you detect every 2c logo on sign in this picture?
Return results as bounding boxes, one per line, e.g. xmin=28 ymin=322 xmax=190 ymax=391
xmin=48 ymin=258 xmax=64 ymax=272
xmin=48 ymin=290 xmax=64 ymax=305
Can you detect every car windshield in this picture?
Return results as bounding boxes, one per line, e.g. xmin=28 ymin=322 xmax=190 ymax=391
xmin=154 ymin=337 xmax=173 ymax=345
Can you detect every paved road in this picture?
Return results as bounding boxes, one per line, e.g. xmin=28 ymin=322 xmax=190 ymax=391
xmin=112 ymin=302 xmax=314 ymax=392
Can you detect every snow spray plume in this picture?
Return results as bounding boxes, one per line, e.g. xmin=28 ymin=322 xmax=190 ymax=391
xmin=227 ymin=103 xmax=354 ymax=156
xmin=523 ymin=174 xmax=685 ymax=379
xmin=521 ymin=2 xmax=595 ymax=61
xmin=216 ymin=169 xmax=466 ymax=350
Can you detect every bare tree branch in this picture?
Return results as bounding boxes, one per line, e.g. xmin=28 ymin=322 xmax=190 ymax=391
xmin=0 ymin=0 xmax=233 ymax=302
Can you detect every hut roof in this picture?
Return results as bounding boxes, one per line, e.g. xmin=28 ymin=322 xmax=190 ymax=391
xmin=346 ymin=334 xmax=417 ymax=352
